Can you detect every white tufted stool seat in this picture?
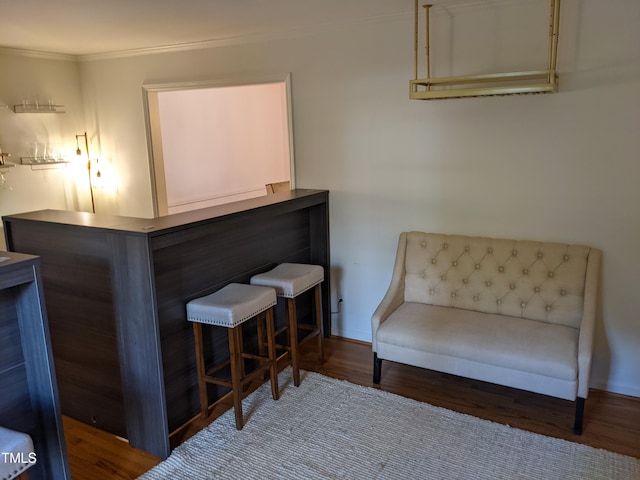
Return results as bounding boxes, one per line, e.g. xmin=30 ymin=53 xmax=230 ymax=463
xmin=251 ymin=263 xmax=325 ymax=386
xmin=0 ymin=426 xmax=34 ymax=480
xmin=187 ymin=283 xmax=279 ymax=429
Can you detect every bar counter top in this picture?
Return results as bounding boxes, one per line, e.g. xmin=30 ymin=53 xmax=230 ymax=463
xmin=5 ymin=188 xmax=326 ymax=235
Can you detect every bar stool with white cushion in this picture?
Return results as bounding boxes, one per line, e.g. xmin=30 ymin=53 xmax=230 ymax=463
xmin=186 ymin=283 xmax=279 ymax=430
xmin=250 ymin=263 xmax=325 ymax=386
xmin=0 ymin=426 xmax=34 ymax=480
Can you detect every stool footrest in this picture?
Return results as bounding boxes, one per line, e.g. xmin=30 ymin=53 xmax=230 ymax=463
xmin=203 ymin=353 xmax=276 ymax=386
xmin=299 ymin=328 xmax=321 ymax=346
xmin=241 ymin=352 xmax=273 ymax=363
xmin=274 ymin=349 xmax=291 ymax=364
xmin=273 ymin=342 xmax=291 ymax=352
xmin=298 ymin=324 xmax=318 ymax=332
xmin=202 ymin=375 xmax=232 ymax=389
xmin=241 ymin=362 xmax=276 ymax=386
xmin=204 ymin=359 xmax=231 ymax=378
xmin=273 ymin=325 xmax=288 ymax=337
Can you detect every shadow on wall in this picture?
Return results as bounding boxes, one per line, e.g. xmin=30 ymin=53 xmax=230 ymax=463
xmin=330 ymin=266 xmax=343 ymax=336
xmin=591 ymin=266 xmax=610 ymax=391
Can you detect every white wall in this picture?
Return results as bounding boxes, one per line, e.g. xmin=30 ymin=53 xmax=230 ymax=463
xmin=0 ymin=49 xmax=89 ymax=244
xmin=6 ymin=0 xmax=640 ymax=396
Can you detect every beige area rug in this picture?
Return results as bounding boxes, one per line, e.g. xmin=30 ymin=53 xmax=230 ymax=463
xmin=139 ymin=370 xmax=639 ymax=480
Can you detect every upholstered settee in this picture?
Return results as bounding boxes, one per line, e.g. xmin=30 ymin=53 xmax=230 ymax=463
xmin=371 ymin=232 xmax=601 ymax=434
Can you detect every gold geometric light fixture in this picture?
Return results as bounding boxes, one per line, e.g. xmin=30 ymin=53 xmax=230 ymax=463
xmin=410 ymin=0 xmax=561 ymax=100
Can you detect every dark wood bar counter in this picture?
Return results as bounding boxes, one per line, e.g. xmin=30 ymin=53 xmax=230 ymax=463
xmin=2 ymin=189 xmax=330 ymax=458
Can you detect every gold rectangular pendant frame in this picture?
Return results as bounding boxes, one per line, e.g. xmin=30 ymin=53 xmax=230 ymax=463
xmin=410 ymin=0 xmax=561 ymax=100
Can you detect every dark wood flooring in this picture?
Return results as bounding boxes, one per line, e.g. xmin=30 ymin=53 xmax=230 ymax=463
xmin=64 ymin=336 xmax=640 ymax=479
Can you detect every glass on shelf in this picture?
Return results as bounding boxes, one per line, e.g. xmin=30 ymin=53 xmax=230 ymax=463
xmin=13 ymin=103 xmax=66 ymax=113
xmin=20 ymin=142 xmax=67 ymax=165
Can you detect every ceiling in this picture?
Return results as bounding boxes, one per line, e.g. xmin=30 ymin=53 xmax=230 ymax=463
xmin=0 ymin=0 xmax=416 ymax=56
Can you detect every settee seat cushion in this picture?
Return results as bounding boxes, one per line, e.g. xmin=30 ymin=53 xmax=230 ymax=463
xmin=376 ymin=303 xmax=578 ymax=381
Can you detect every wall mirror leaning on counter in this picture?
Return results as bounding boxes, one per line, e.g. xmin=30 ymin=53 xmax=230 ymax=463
xmin=143 ymin=74 xmax=295 ymax=217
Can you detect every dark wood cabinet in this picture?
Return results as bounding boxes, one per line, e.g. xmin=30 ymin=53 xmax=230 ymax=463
xmin=0 ymin=251 xmax=71 ymax=480
xmin=3 ymin=189 xmax=330 ymax=458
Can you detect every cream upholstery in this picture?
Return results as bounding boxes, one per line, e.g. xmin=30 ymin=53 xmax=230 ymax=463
xmin=402 ymin=233 xmax=590 ymax=328
xmin=251 ymin=263 xmax=324 ymax=298
xmin=187 ymin=283 xmax=276 ymax=327
xmin=0 ymin=426 xmax=34 ymax=480
xmin=372 ymin=232 xmax=601 ymax=432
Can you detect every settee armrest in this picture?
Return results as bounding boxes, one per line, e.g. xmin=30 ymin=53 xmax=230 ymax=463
xmin=577 ymin=247 xmax=601 ymax=399
xmin=372 ymin=233 xmax=407 ymax=352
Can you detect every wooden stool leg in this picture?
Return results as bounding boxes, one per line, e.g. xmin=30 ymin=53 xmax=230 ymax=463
xmin=314 ymin=284 xmax=325 ymax=364
xmin=287 ymin=298 xmax=301 ymax=386
xmin=256 ymin=311 xmax=266 ymax=356
xmin=265 ymin=307 xmax=280 ymax=401
xmin=192 ymin=323 xmax=209 ymax=418
xmin=237 ymin=323 xmax=246 ymax=381
xmin=228 ymin=325 xmax=244 ymax=429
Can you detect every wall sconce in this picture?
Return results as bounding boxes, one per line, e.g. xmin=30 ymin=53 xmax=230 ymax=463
xmin=75 ymin=132 xmax=101 ymax=213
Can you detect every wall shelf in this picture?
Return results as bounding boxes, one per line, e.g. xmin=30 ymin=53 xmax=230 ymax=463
xmin=19 ymin=157 xmax=69 ymax=165
xmin=13 ymin=104 xmax=66 ymax=114
xmin=410 ymin=70 xmax=558 ymax=100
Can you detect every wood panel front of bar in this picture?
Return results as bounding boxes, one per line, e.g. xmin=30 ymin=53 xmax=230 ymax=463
xmin=0 ymin=251 xmax=71 ymax=479
xmin=3 ymin=189 xmax=330 ymax=458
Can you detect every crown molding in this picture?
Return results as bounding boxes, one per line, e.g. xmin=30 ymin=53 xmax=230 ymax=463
xmin=77 ymin=34 xmax=272 ymax=62
xmin=0 ymin=46 xmax=76 ymax=62
xmin=77 ymin=11 xmax=412 ymax=62
xmin=2 ymin=1 xmax=536 ymax=63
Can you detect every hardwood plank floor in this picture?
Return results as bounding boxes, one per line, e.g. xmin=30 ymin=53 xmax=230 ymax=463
xmin=64 ymin=336 xmax=640 ymax=479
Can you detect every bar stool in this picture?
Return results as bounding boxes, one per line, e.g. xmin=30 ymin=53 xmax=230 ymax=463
xmin=250 ymin=263 xmax=324 ymax=386
xmin=186 ymin=283 xmax=279 ymax=430
xmin=0 ymin=426 xmax=35 ymax=480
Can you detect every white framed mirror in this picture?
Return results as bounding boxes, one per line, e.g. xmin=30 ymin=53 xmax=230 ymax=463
xmin=143 ymin=74 xmax=295 ymax=217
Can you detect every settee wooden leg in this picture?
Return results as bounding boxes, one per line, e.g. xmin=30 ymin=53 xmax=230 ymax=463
xmin=373 ymin=353 xmax=382 ymax=384
xmin=573 ymin=397 xmax=585 ymax=435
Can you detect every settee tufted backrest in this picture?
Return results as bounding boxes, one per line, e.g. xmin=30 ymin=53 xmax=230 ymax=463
xmin=403 ymin=232 xmax=592 ymax=329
